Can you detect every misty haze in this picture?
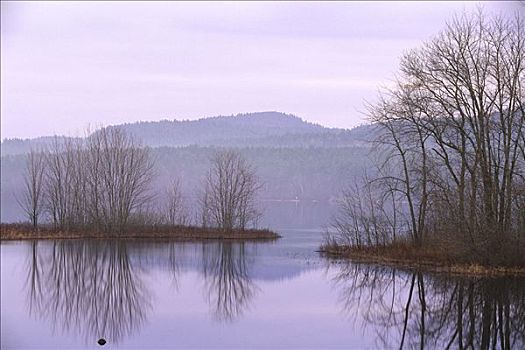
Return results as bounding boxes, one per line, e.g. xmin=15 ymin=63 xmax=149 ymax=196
xmin=1 ymin=2 xmax=525 ymax=349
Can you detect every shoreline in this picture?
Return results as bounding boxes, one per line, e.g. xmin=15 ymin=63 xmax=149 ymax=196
xmin=0 ymin=224 xmax=281 ymax=242
xmin=320 ymin=245 xmax=525 ymax=277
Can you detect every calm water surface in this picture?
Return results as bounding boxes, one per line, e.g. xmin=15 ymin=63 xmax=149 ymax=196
xmin=2 ymin=203 xmax=524 ymax=349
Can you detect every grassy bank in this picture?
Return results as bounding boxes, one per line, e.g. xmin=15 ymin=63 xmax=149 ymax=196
xmin=0 ymin=223 xmax=280 ymax=242
xmin=320 ymin=241 xmax=525 ymax=277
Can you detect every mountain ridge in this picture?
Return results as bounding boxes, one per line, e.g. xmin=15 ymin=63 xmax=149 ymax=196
xmin=1 ymin=111 xmax=373 ymax=155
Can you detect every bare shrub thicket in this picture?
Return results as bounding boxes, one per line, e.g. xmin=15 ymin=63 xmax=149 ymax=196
xmin=331 ymin=11 xmax=525 ymax=264
xmin=201 ymin=150 xmax=262 ymax=230
xmin=85 ymin=128 xmax=155 ymax=232
xmin=20 ymin=128 xmax=155 ymax=234
xmin=330 ymin=177 xmax=403 ymax=248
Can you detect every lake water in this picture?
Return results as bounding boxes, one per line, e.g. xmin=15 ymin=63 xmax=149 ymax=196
xmin=2 ymin=203 xmax=524 ymax=349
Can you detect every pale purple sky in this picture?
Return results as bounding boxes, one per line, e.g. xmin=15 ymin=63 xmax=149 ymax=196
xmin=1 ymin=1 xmax=522 ymax=139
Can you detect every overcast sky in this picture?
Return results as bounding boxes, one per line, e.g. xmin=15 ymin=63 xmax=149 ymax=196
xmin=1 ymin=1 xmax=523 ymax=139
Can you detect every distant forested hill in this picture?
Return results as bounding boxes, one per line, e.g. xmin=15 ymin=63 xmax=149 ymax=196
xmin=1 ymin=112 xmax=374 ymax=155
xmin=111 ymin=111 xmax=374 ymax=148
xmin=1 ymin=136 xmax=83 ymax=157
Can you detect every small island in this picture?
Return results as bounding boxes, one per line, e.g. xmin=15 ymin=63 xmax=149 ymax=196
xmin=320 ymin=11 xmax=525 ymax=278
xmin=0 ymin=223 xmax=280 ymax=242
xmin=8 ymin=131 xmax=278 ymax=243
xmin=320 ymin=241 xmax=525 ymax=277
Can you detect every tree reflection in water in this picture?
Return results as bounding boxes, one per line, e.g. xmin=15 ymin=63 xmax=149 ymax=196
xmin=331 ymin=263 xmax=525 ymax=349
xmin=25 ymin=240 xmax=151 ymax=344
xmin=24 ymin=239 xmax=257 ymax=344
xmin=201 ymin=242 xmax=258 ymax=322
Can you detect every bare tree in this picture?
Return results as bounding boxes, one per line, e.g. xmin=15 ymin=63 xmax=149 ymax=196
xmin=18 ymin=148 xmax=46 ymax=228
xmin=36 ymin=127 xmax=155 ymax=234
xmin=43 ymin=137 xmax=86 ymax=230
xmin=163 ymin=179 xmax=188 ymax=226
xmin=201 ymin=150 xmax=261 ymax=231
xmin=85 ymin=127 xmax=156 ymax=233
xmin=44 ymin=137 xmax=72 ymax=229
xmin=333 ymin=10 xmax=525 ymax=264
xmin=397 ymin=11 xmax=525 ymax=247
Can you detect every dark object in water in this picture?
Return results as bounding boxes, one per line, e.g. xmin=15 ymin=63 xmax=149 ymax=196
xmin=98 ymin=338 xmax=106 ymax=346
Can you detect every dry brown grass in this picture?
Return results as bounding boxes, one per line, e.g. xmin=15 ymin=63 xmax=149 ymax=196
xmin=319 ymin=240 xmax=525 ymax=277
xmin=0 ymin=223 xmax=280 ymax=242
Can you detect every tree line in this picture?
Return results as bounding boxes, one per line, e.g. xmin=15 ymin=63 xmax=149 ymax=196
xmin=19 ymin=128 xmax=262 ymax=234
xmin=330 ymin=10 xmax=525 ymax=265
